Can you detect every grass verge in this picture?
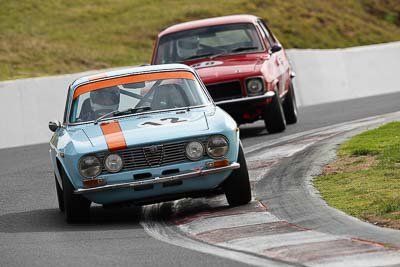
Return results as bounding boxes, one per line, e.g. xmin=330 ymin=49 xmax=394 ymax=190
xmin=1 ymin=0 xmax=400 ymax=80
xmin=314 ymin=122 xmax=400 ymax=229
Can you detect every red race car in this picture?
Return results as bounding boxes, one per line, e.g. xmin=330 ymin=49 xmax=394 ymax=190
xmin=151 ymin=15 xmax=297 ymax=133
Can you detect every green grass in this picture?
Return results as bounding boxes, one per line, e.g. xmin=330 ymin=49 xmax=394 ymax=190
xmin=314 ymin=122 xmax=400 ymax=226
xmin=1 ymin=0 xmax=400 ymax=80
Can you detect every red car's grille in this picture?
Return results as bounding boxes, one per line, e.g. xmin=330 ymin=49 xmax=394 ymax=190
xmin=206 ymin=81 xmax=242 ymax=102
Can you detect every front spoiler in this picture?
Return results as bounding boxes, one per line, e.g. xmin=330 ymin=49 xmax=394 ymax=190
xmin=74 ymin=163 xmax=240 ymax=195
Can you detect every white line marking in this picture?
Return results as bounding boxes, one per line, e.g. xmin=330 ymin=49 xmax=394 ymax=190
xmin=244 ymin=111 xmax=400 ymax=155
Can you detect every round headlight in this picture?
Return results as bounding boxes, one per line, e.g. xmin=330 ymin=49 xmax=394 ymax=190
xmin=207 ymin=135 xmax=229 ymax=158
xmin=104 ymin=153 xmax=123 ymax=173
xmin=246 ymin=78 xmax=264 ymax=95
xmin=185 ymin=141 xmax=204 ymax=161
xmin=79 ymin=155 xmax=102 ymax=178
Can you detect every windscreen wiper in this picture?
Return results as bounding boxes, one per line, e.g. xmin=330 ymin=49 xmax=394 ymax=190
xmin=209 ymin=46 xmax=259 ymax=59
xmin=230 ymin=46 xmax=259 ymax=52
xmin=209 ymin=50 xmax=230 ymax=59
xmin=94 ymin=106 xmax=151 ymax=124
xmin=181 ymin=53 xmax=214 ymax=61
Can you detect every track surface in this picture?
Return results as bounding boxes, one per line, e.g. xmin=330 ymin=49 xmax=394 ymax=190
xmin=1 ymin=91 xmax=400 ymax=266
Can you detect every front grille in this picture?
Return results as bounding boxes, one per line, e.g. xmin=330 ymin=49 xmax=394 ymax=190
xmin=206 ymin=81 xmax=242 ymax=101
xmin=98 ymin=141 xmax=191 ymax=173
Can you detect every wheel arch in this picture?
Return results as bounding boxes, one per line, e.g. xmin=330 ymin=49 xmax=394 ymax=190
xmin=55 ymin=157 xmax=75 ymax=190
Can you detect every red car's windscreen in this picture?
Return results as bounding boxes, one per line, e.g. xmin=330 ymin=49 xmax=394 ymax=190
xmin=154 ymin=23 xmax=264 ymax=64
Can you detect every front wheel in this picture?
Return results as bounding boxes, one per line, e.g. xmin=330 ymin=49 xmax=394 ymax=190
xmin=55 ymin=174 xmax=64 ymax=212
xmin=60 ymin=168 xmax=91 ymax=223
xmin=223 ymin=144 xmax=252 ymax=206
xmin=282 ymin=81 xmax=298 ymax=124
xmin=263 ymin=89 xmax=286 ymax=133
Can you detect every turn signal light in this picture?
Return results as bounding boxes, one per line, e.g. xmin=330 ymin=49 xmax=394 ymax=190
xmin=206 ymin=159 xmax=230 ymax=168
xmin=214 ymin=159 xmax=230 ymax=168
xmin=83 ymin=178 xmax=106 ymax=188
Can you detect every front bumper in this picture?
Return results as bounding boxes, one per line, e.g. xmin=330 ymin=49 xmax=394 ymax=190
xmin=214 ymin=91 xmax=275 ymax=123
xmin=74 ymin=162 xmax=240 ymax=195
xmin=214 ymin=91 xmax=275 ymax=107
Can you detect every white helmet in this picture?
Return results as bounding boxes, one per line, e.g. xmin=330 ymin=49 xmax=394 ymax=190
xmin=90 ymin=86 xmax=120 ymax=113
xmin=177 ymin=36 xmax=199 ymax=59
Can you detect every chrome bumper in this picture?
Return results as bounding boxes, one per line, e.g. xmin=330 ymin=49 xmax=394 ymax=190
xmin=74 ymin=163 xmax=240 ymax=195
xmin=215 ymin=91 xmax=275 ymax=106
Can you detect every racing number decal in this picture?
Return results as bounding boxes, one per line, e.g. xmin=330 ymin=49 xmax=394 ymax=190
xmin=191 ymin=61 xmax=223 ymax=69
xmin=139 ymin=117 xmax=188 ymax=127
xmin=141 ymin=122 xmax=162 ymax=126
xmin=161 ymin=118 xmax=187 ymax=123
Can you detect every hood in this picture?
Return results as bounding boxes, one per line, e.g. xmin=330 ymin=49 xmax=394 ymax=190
xmin=79 ymin=109 xmax=210 ymax=151
xmin=189 ymin=55 xmax=265 ymax=84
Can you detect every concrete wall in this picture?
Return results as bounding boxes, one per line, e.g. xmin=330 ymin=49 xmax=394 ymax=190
xmin=287 ymin=41 xmax=400 ymax=106
xmin=0 ymin=70 xmax=99 ymax=149
xmin=1 ymin=42 xmax=399 ymax=149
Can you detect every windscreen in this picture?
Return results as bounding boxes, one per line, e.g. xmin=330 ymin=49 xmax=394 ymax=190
xmin=154 ymin=23 xmax=264 ymax=64
xmin=69 ymin=73 xmax=210 ymax=123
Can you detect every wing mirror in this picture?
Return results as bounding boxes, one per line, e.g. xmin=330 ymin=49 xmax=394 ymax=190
xmin=49 ymin=120 xmax=61 ymax=132
xmin=269 ymin=44 xmax=282 ymax=54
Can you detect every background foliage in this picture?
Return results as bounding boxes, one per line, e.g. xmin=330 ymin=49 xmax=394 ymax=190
xmin=1 ymin=0 xmax=399 ymax=80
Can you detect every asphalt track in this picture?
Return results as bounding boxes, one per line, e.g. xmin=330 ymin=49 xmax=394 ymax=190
xmin=1 ymin=91 xmax=400 ymax=266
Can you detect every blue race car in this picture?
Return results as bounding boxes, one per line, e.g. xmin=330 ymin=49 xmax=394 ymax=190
xmin=49 ymin=64 xmax=251 ymax=223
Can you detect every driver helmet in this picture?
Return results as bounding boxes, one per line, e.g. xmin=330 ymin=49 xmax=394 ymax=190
xmin=177 ymin=36 xmax=199 ymax=58
xmin=90 ymin=86 xmax=120 ymax=113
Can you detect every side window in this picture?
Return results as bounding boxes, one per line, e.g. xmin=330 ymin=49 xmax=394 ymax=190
xmin=257 ymin=20 xmax=276 ymax=48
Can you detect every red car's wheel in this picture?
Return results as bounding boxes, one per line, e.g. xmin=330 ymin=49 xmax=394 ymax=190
xmin=283 ymin=81 xmax=298 ymax=124
xmin=263 ymin=88 xmax=286 ymax=133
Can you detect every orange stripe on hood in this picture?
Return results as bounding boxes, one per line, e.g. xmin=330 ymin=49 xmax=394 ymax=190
xmin=100 ymin=121 xmax=127 ymax=151
xmin=74 ymin=71 xmax=195 ymax=99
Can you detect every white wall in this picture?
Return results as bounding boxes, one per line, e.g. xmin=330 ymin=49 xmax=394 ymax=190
xmin=287 ymin=41 xmax=400 ymax=106
xmin=0 ymin=71 xmax=99 ymax=149
xmin=1 ymin=42 xmax=400 ymax=149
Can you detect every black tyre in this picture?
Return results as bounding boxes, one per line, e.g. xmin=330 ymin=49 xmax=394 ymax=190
xmin=282 ymin=81 xmax=298 ymax=124
xmin=263 ymin=89 xmax=286 ymax=133
xmin=55 ymin=174 xmax=64 ymax=212
xmin=60 ymin=168 xmax=91 ymax=223
xmin=223 ymin=144 xmax=252 ymax=206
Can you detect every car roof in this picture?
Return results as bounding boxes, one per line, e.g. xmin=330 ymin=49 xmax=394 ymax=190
xmin=70 ymin=63 xmax=194 ymax=90
xmin=159 ymin=14 xmax=259 ymax=37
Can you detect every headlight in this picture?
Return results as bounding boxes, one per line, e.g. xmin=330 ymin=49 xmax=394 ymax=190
xmin=246 ymin=78 xmax=264 ymax=95
xmin=185 ymin=141 xmax=204 ymax=160
xmin=79 ymin=155 xmax=102 ymax=178
xmin=104 ymin=153 xmax=123 ymax=173
xmin=207 ymin=135 xmax=229 ymax=158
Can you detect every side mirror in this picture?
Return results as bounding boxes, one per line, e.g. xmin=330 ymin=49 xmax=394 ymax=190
xmin=269 ymin=44 xmax=282 ymax=54
xmin=49 ymin=120 xmax=61 ymax=132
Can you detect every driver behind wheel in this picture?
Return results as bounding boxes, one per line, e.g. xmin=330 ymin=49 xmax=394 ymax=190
xmin=177 ymin=36 xmax=199 ymax=59
xmin=90 ymin=86 xmax=120 ymax=114
xmin=79 ymin=86 xmax=120 ymax=121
